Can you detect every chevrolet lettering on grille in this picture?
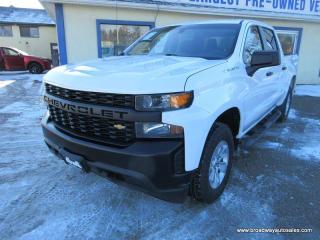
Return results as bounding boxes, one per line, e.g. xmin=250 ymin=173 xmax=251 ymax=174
xmin=43 ymin=94 xmax=128 ymax=119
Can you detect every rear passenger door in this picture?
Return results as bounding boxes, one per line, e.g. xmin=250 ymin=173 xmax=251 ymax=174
xmin=259 ymin=27 xmax=283 ymax=108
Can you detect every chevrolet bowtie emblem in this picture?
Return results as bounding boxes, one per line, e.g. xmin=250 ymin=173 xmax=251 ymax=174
xmin=114 ymin=124 xmax=126 ymax=130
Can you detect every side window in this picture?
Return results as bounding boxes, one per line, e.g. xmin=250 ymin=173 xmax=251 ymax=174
xmin=243 ymin=26 xmax=263 ymax=66
xmin=262 ymin=28 xmax=278 ymax=51
xmin=3 ymin=48 xmax=19 ymax=56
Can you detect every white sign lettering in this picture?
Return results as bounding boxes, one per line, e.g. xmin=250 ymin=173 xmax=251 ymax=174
xmin=162 ymin=0 xmax=320 ymax=16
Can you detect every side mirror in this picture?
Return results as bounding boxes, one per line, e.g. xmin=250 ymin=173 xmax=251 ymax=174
xmin=247 ymin=51 xmax=280 ymax=76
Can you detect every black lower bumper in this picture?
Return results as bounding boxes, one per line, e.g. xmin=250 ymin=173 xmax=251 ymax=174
xmin=42 ymin=117 xmax=192 ymax=202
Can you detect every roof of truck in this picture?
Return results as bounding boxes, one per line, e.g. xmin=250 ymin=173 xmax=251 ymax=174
xmin=184 ymin=19 xmax=244 ymax=24
xmin=156 ymin=19 xmax=272 ymax=30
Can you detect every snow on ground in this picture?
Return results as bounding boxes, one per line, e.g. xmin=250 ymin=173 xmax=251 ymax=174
xmin=254 ymin=107 xmax=320 ymax=163
xmin=0 ymin=80 xmax=15 ymax=88
xmin=0 ymin=71 xmax=28 ymax=75
xmin=0 ymin=74 xmax=319 ymax=239
xmin=295 ymin=85 xmax=320 ymax=97
xmin=0 ymin=72 xmax=44 ymax=95
xmin=0 ymin=71 xmax=44 ymax=81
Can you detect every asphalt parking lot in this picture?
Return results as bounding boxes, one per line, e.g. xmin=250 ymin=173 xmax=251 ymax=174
xmin=0 ymin=73 xmax=319 ymax=240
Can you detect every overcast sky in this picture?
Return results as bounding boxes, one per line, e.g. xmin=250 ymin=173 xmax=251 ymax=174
xmin=0 ymin=0 xmax=44 ymax=9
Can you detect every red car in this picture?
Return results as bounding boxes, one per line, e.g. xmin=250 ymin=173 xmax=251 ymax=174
xmin=0 ymin=47 xmax=51 ymax=74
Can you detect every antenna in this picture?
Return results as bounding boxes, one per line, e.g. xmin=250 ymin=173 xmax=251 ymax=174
xmin=154 ymin=2 xmax=160 ymax=27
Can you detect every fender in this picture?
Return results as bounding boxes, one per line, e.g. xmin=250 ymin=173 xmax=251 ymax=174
xmin=163 ymin=62 xmax=245 ymax=171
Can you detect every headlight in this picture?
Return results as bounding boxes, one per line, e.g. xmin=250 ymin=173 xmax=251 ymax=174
xmin=135 ymin=122 xmax=184 ymax=138
xmin=135 ymin=92 xmax=193 ymax=111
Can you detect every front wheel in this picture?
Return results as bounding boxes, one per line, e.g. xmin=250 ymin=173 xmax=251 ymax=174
xmin=190 ymin=123 xmax=234 ymax=203
xmin=28 ymin=63 xmax=43 ymax=74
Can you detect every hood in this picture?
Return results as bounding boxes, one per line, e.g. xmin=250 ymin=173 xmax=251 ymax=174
xmin=44 ymin=55 xmax=225 ymax=94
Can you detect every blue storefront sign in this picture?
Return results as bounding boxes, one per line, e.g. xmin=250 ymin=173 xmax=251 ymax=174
xmin=163 ymin=0 xmax=320 ymax=16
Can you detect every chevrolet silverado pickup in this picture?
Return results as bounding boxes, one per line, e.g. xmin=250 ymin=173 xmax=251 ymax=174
xmin=42 ymin=20 xmax=296 ymax=203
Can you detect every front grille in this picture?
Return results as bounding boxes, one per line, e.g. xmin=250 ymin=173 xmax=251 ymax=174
xmin=45 ymin=83 xmax=135 ymax=108
xmin=48 ymin=105 xmax=135 ymax=146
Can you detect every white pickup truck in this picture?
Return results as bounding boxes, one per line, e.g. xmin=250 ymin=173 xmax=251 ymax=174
xmin=42 ymin=20 xmax=296 ymax=203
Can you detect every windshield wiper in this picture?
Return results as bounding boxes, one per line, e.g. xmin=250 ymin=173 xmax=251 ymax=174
xmin=164 ymin=53 xmax=179 ymax=57
xmin=163 ymin=53 xmax=218 ymax=60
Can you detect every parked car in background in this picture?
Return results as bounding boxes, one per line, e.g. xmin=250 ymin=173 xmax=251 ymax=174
xmin=0 ymin=47 xmax=51 ymax=74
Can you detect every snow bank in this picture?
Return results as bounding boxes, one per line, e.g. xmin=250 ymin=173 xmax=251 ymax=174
xmin=295 ymin=85 xmax=320 ymax=97
xmin=0 ymin=73 xmax=44 ymax=82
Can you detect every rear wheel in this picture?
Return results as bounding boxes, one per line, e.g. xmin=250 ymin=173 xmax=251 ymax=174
xmin=28 ymin=62 xmax=43 ymax=74
xmin=278 ymin=85 xmax=294 ymax=122
xmin=190 ymin=123 xmax=234 ymax=203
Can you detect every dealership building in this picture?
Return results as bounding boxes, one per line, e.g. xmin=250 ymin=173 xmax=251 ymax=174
xmin=41 ymin=0 xmax=320 ymax=84
xmin=0 ymin=6 xmax=57 ymax=60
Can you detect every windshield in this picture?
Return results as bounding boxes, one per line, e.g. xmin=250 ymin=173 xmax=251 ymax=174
xmin=125 ymin=24 xmax=241 ymax=60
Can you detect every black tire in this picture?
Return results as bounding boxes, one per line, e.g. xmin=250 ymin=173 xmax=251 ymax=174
xmin=28 ymin=62 xmax=43 ymax=74
xmin=190 ymin=122 xmax=234 ymax=203
xmin=278 ymin=85 xmax=294 ymax=122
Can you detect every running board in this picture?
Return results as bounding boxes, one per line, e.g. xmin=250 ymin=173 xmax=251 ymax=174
xmin=247 ymin=109 xmax=281 ymax=136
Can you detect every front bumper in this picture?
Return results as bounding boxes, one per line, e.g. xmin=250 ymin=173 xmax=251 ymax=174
xmin=42 ymin=116 xmax=192 ymax=202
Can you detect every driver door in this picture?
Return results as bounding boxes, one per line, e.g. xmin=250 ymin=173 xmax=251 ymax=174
xmin=242 ymin=26 xmax=279 ymax=131
xmin=2 ymin=48 xmax=25 ymax=71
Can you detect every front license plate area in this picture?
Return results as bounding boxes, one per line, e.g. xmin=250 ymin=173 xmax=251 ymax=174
xmin=65 ymin=156 xmax=83 ymax=169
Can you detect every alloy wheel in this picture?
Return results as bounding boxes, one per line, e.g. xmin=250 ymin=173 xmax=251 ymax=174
xmin=208 ymin=140 xmax=229 ymax=189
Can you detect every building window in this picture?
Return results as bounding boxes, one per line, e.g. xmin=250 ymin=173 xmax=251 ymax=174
xmin=19 ymin=26 xmax=39 ymax=38
xmin=275 ymin=27 xmax=302 ymax=56
xmin=97 ymin=20 xmax=154 ymax=58
xmin=0 ymin=25 xmax=13 ymax=37
xmin=277 ymin=31 xmax=299 ymax=56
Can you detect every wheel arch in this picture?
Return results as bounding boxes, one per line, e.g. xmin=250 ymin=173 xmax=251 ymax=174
xmin=215 ymin=107 xmax=241 ymax=139
xmin=27 ymin=61 xmax=43 ymax=70
xmin=163 ymin=102 xmax=243 ymax=172
xmin=194 ymin=106 xmax=242 ymax=170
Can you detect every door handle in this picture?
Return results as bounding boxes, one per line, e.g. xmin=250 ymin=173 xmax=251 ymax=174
xmin=266 ymin=72 xmax=273 ymax=77
xmin=282 ymin=66 xmax=287 ymax=71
